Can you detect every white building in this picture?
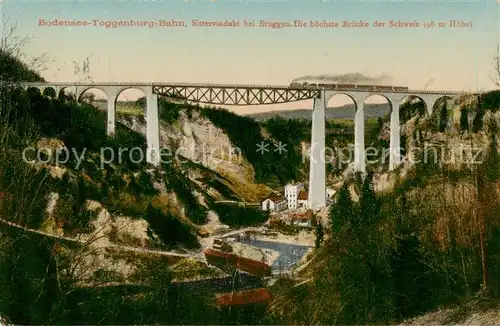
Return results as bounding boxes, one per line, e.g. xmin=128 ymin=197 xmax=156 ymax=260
xmin=284 ymin=182 xmax=304 ymax=209
xmin=261 ymin=193 xmax=288 ymax=212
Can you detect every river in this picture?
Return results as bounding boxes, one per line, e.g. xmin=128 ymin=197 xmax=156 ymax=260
xmin=236 ymin=238 xmax=313 ymax=273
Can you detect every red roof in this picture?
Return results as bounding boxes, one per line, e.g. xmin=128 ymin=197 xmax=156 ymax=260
xmin=298 ymin=190 xmax=308 ymax=200
xmin=291 ymin=210 xmax=313 ymax=220
xmin=203 ymin=248 xmax=271 ymax=277
xmin=215 ymin=288 xmax=272 ymax=307
xmin=262 ymin=192 xmax=285 ymax=203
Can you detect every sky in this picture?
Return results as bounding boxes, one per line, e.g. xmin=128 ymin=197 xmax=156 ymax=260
xmin=1 ymin=0 xmax=499 ymax=113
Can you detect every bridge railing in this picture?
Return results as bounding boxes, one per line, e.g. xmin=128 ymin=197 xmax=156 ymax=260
xmin=8 ymin=81 xmax=471 ymax=95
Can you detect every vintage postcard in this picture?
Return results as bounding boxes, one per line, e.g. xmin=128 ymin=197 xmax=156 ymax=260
xmin=0 ymin=0 xmax=499 ymax=325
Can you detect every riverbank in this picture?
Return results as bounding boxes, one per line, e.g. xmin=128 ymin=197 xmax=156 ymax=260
xmin=249 ymin=229 xmax=316 ymax=247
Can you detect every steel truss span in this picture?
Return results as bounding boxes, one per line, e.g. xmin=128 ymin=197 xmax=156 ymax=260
xmin=152 ymin=85 xmax=321 ymax=105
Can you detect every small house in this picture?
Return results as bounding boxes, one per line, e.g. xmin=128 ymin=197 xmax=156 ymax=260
xmin=297 ymin=189 xmax=308 ymax=208
xmin=261 ymin=193 xmax=287 ymax=212
xmin=290 ymin=210 xmax=314 ymax=227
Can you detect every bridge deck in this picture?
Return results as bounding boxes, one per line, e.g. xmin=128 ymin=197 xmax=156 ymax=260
xmin=12 ymin=81 xmax=471 ymax=106
xmin=16 ymin=81 xmax=468 ymax=94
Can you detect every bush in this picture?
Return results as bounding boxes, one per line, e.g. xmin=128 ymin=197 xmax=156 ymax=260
xmin=460 ymin=108 xmax=469 ymax=131
xmin=211 ymin=203 xmax=268 ymax=227
xmin=158 ymin=98 xmax=182 ymax=123
xmin=163 ymin=167 xmax=208 ymax=225
xmin=480 ymin=90 xmax=500 ymax=113
xmin=145 ymin=203 xmax=199 ymax=249
xmin=0 ymin=50 xmax=44 ymax=82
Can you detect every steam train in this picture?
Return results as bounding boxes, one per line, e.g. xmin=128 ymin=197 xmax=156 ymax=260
xmin=290 ymin=81 xmax=408 ymax=92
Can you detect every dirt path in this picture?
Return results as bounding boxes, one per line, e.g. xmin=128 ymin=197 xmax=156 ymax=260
xmin=0 ymin=217 xmax=266 ymax=261
xmin=0 ymin=217 xmax=198 ymax=259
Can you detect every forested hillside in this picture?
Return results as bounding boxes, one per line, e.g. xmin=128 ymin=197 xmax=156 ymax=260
xmin=268 ymin=92 xmax=500 ymax=325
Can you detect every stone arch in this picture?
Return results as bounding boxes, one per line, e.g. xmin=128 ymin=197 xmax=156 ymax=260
xmin=430 ymin=95 xmax=453 ymax=113
xmin=77 ymin=87 xmax=109 ymax=103
xmin=429 ymin=96 xmax=454 ymax=132
xmin=363 ymin=93 xmax=393 ymax=116
xmin=325 ymin=93 xmax=357 ymax=136
xmin=42 ymin=86 xmax=57 ymax=98
xmin=398 ymin=95 xmax=428 ymax=160
xmin=26 ymin=86 xmax=42 ymax=96
xmin=323 ymin=93 xmax=358 ymax=174
xmin=399 ymin=95 xmax=428 ymax=123
xmin=325 ymin=92 xmax=359 ymax=113
xmin=114 ymin=86 xmax=148 ymax=119
xmin=362 ymin=94 xmax=394 ymax=171
xmin=58 ymin=86 xmax=76 ymax=101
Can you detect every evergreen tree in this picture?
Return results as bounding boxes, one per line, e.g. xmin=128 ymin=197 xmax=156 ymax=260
xmin=472 ymin=96 xmax=484 ymax=132
xmin=377 ymin=117 xmax=384 ymax=131
xmin=42 ymin=87 xmax=56 ymax=98
xmin=315 ymin=219 xmax=324 ymax=248
xmin=400 ymin=134 xmax=408 ymax=156
xmin=395 ymin=192 xmax=411 ymax=234
xmin=472 ymin=110 xmax=484 ymax=133
xmin=329 ymin=183 xmax=354 ymax=233
xmin=438 ymin=104 xmax=448 ymax=132
xmin=359 ymin=172 xmax=380 ymax=226
xmin=311 ymin=214 xmax=318 ymax=228
xmin=460 ymin=108 xmax=469 ymax=132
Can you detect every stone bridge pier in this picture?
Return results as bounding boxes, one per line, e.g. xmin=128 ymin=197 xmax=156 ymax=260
xmin=18 ymin=81 xmax=462 ymax=211
xmin=24 ymin=83 xmax=161 ymax=166
xmin=307 ymin=91 xmax=455 ymax=210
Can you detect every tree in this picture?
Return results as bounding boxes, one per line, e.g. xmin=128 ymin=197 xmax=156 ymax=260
xmin=438 ymin=104 xmax=448 ymax=132
xmin=1 ymin=18 xmax=52 ymax=77
xmin=472 ymin=96 xmax=484 ymax=133
xmin=136 ymin=96 xmax=146 ymax=108
xmin=400 ymin=134 xmax=408 ymax=157
xmin=377 ymin=117 xmax=384 ymax=131
xmin=489 ymin=44 xmax=500 ymax=87
xmin=460 ymin=108 xmax=469 ymax=132
xmin=82 ymin=93 xmax=95 ymax=103
xmin=472 ymin=109 xmax=484 ymax=133
xmin=315 ymin=219 xmax=324 ymax=248
xmin=42 ymin=87 xmax=56 ymax=98
xmin=473 ymin=119 xmax=500 ymax=295
xmin=311 ymin=214 xmax=318 ymax=228
xmin=329 ymin=183 xmax=354 ymax=233
xmin=359 ymin=172 xmax=380 ymax=226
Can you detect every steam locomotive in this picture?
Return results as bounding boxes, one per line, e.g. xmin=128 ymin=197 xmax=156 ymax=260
xmin=290 ymin=81 xmax=408 ymax=92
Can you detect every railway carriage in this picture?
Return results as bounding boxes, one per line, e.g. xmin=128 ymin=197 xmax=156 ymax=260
xmin=289 ymin=81 xmax=410 ymax=92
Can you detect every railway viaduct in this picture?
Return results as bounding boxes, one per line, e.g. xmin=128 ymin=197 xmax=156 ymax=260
xmin=18 ymin=81 xmax=467 ymax=210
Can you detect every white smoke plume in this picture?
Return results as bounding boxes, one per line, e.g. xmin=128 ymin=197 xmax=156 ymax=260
xmin=291 ymin=72 xmax=393 ymax=85
xmin=423 ymin=78 xmax=435 ymax=89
